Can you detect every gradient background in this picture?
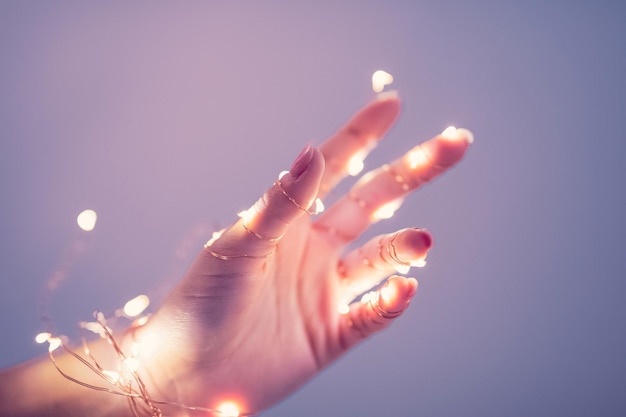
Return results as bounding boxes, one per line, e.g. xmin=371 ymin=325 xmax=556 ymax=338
xmin=1 ymin=2 xmax=625 ymax=416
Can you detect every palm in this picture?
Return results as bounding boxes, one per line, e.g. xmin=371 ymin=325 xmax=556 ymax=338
xmin=134 ymin=97 xmax=472 ymax=415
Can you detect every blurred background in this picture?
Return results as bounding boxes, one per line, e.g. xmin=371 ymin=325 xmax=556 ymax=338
xmin=1 ymin=2 xmax=624 ymax=416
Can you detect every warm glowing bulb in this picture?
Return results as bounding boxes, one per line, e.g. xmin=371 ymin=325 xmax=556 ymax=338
xmin=123 ymin=294 xmax=150 ymax=318
xmin=76 ymin=209 xmax=97 ymax=232
xmin=380 ymin=284 xmax=397 ymax=303
xmin=411 ymin=258 xmax=427 ymax=268
xmin=360 ymin=292 xmax=372 ymax=304
xmin=394 ymin=264 xmax=411 ymax=275
xmin=102 ymin=370 xmax=120 ymax=384
xmin=314 ymin=198 xmax=325 ymax=214
xmin=338 ymin=303 xmax=350 ymax=315
xmin=217 ymin=402 xmax=240 ymax=417
xmin=123 ymin=357 xmax=140 ymax=372
xmin=441 ymin=125 xmax=459 ymax=140
xmin=48 ymin=337 xmax=62 ymax=352
xmin=35 ymin=332 xmax=51 ymax=344
xmin=347 ymin=155 xmax=365 ymax=176
xmin=372 ymin=199 xmax=403 ymax=220
xmin=372 ymin=70 xmax=394 ymax=93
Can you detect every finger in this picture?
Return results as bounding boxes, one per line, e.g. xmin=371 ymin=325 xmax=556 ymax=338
xmin=315 ymin=127 xmax=473 ymax=243
xmin=318 ymin=96 xmax=401 ymax=197
xmin=204 ymin=145 xmax=325 ymax=261
xmin=338 ymin=276 xmax=417 ymax=350
xmin=337 ymin=228 xmax=432 ymax=305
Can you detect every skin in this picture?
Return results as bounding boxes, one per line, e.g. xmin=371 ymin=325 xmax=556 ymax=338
xmin=0 ymin=97 xmax=472 ymax=417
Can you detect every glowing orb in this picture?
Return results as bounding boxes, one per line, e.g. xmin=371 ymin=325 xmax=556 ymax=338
xmin=123 ymin=294 xmax=150 ymax=317
xmin=76 ymin=209 xmax=97 ymax=231
xmin=372 ymin=70 xmax=394 ymax=93
xmin=217 ymin=402 xmax=240 ymax=417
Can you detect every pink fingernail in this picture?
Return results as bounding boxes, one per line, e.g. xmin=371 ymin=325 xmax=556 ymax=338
xmin=290 ymin=144 xmax=313 ymax=180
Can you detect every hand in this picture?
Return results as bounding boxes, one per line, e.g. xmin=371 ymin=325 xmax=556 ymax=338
xmin=130 ymin=96 xmax=473 ymax=416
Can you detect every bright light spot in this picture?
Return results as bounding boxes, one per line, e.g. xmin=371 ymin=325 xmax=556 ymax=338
xmin=123 ymin=357 xmax=140 ymax=372
xmin=35 ymin=332 xmax=51 ymax=344
xmin=136 ymin=316 xmax=149 ymax=326
xmin=205 ymin=229 xmax=225 ymax=247
xmin=407 ymin=147 xmax=428 ymax=169
xmin=278 ymin=170 xmax=289 ymax=179
xmin=314 ymin=198 xmax=325 ymax=214
xmin=48 ymin=337 xmax=62 ymax=352
xmin=394 ymin=264 xmax=411 ymax=275
xmin=347 ymin=155 xmax=365 ymax=176
xmin=131 ymin=342 xmax=141 ymax=357
xmin=440 ymin=125 xmax=459 ymax=140
xmin=410 ymin=258 xmax=427 ymax=268
xmin=372 ymin=199 xmax=403 ymax=220
xmin=338 ymin=303 xmax=350 ymax=315
xmin=102 ymin=370 xmax=120 ymax=384
xmin=123 ymin=294 xmax=150 ymax=318
xmin=217 ymin=402 xmax=240 ymax=417
xmin=77 ymin=209 xmax=97 ymax=232
xmin=238 ymin=207 xmax=257 ymax=224
xmin=360 ymin=292 xmax=372 ymax=304
xmin=80 ymin=321 xmax=107 ymax=337
xmin=380 ymin=284 xmax=398 ymax=304
xmin=372 ymin=70 xmax=394 ymax=93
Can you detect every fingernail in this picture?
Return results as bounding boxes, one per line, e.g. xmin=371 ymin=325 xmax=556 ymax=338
xmin=418 ymin=229 xmax=433 ymax=249
xmin=290 ymin=144 xmax=313 ymax=180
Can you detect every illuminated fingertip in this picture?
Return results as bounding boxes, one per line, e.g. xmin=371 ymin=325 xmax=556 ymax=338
xmin=77 ymin=209 xmax=97 ymax=232
xmin=457 ymin=128 xmax=474 ymax=144
xmin=441 ymin=125 xmax=459 ymax=140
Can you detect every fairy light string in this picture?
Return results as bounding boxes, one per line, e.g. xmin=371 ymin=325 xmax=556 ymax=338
xmin=34 ymin=70 xmax=471 ymax=417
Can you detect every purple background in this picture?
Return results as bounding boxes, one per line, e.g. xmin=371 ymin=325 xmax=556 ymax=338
xmin=1 ymin=2 xmax=625 ymax=416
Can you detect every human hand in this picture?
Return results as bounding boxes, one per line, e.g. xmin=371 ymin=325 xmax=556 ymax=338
xmin=130 ymin=96 xmax=473 ymax=416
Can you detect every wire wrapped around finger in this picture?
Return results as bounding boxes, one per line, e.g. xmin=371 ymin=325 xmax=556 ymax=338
xmin=315 ymin=126 xmax=473 ymax=243
xmin=337 ymin=228 xmax=432 ymax=305
xmin=338 ymin=276 xmax=418 ymax=350
xmin=202 ymin=145 xmax=325 ymax=263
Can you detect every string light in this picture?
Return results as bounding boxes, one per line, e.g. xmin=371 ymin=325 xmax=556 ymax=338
xmin=123 ymin=295 xmax=150 ymax=318
xmin=217 ymin=402 xmax=241 ymax=417
xmin=371 ymin=198 xmax=403 ymax=220
xmin=35 ymin=332 xmax=51 ymax=344
xmin=347 ymin=154 xmax=365 ymax=176
xmin=76 ymin=209 xmax=98 ymax=232
xmin=338 ymin=303 xmax=350 ymax=315
xmin=371 ymin=70 xmax=394 ymax=93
